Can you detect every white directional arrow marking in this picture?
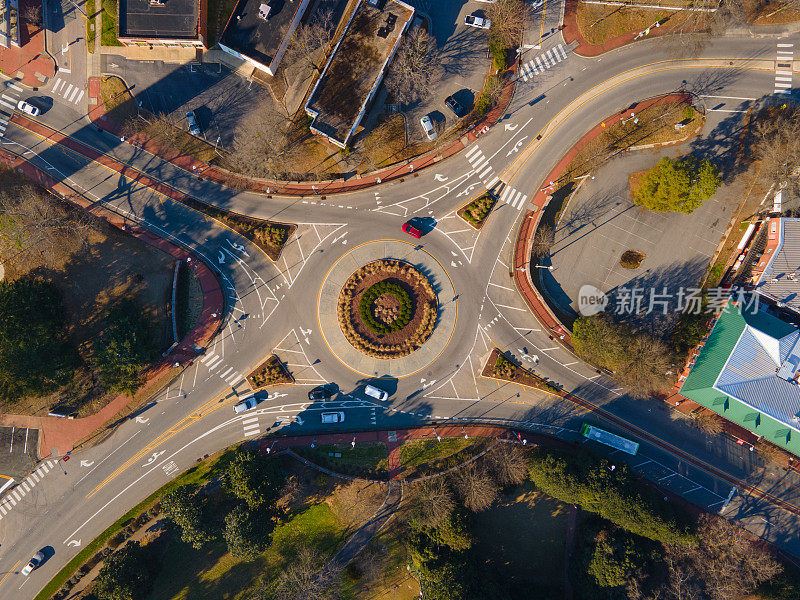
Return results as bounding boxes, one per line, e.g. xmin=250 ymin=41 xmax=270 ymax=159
xmin=226 ymin=239 xmax=250 ymax=257
xmin=506 ymin=136 xmax=528 ymax=157
xmin=80 ymin=460 xmax=94 ymax=467
xmin=143 ymin=451 xmax=166 ymax=467
xmin=434 ymin=174 xmax=448 ymax=182
xmin=456 ymin=183 xmax=479 ymax=198
xmin=67 ymin=539 xmax=81 ymax=548
xmin=218 ymin=251 xmax=225 ymax=264
xmin=109 ymin=62 xmax=119 ymax=68
xmin=504 ymin=123 xmax=518 ymax=131
xmin=135 ymin=416 xmax=149 ymax=424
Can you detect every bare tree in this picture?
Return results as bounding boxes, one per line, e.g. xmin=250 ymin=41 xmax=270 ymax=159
xmin=384 ymin=28 xmax=441 ymax=106
xmin=488 ymin=0 xmax=527 ymax=48
xmin=754 ymin=105 xmax=800 ymax=188
xmin=486 ymin=442 xmax=528 ymax=486
xmin=452 ymin=462 xmax=499 ymax=512
xmin=23 ymin=3 xmax=41 ymax=26
xmin=692 ymin=410 xmax=724 ymax=435
xmin=617 ymin=333 xmax=674 ymax=396
xmin=226 ymin=102 xmax=289 ymax=178
xmin=269 ymin=547 xmax=342 ymax=600
xmin=0 ymin=184 xmax=91 ymax=271
xmin=286 ymin=8 xmax=336 ymax=75
xmin=407 ymin=477 xmax=455 ymax=529
xmin=531 ymin=223 xmax=554 ymax=259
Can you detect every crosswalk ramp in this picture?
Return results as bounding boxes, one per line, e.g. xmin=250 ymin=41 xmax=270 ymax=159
xmin=0 ymin=82 xmax=21 ymax=139
xmin=775 ymin=42 xmax=794 ymax=95
xmin=199 ymin=350 xmax=246 ymax=387
xmin=0 ymin=460 xmax=56 ymax=520
xmin=519 ymin=43 xmax=569 ymax=82
xmin=51 ymin=78 xmax=86 ymax=105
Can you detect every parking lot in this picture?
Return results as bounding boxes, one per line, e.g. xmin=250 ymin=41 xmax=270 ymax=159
xmin=0 ymin=426 xmax=38 ymax=481
xmin=102 ymin=54 xmax=264 ymax=149
xmin=377 ymin=0 xmax=493 ymax=142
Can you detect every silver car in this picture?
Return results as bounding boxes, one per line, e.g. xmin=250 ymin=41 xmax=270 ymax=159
xmin=21 ymin=551 xmax=44 ymax=576
xmin=17 ymin=100 xmax=39 ymax=117
xmin=420 ymin=115 xmax=437 ymax=141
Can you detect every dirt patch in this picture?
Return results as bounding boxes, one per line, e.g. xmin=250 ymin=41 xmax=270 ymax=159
xmin=620 ymin=249 xmax=646 ymax=269
xmin=246 ymin=354 xmax=294 ymax=390
xmin=481 ymin=348 xmax=562 ymax=395
xmin=1 ymin=196 xmax=174 ymax=417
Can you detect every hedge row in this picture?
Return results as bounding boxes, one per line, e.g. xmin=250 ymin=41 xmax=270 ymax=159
xmin=358 ymin=281 xmax=413 ymax=334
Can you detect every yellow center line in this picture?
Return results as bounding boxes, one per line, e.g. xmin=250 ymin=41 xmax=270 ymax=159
xmin=0 ymin=561 xmax=20 ymax=588
xmin=538 ymin=0 xmax=549 ymax=47
xmin=86 ymin=391 xmax=241 ymax=499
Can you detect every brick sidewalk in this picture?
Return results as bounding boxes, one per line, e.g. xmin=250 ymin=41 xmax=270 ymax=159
xmin=0 ymin=144 xmax=224 ymax=458
xmin=0 ymin=1 xmax=56 ymax=87
xmin=86 ymin=63 xmax=519 ymax=196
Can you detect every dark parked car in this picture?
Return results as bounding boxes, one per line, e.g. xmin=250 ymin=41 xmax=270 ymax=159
xmin=445 ymin=95 xmax=467 ymax=118
xmin=308 ymin=385 xmax=333 ymax=401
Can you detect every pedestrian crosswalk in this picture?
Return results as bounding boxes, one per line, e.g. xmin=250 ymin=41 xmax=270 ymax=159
xmin=0 ymin=460 xmax=56 ymax=520
xmin=775 ymin=42 xmax=794 ymax=95
xmin=0 ymin=82 xmax=21 ymax=139
xmin=518 ymin=43 xmax=569 ymax=82
xmin=200 ymin=350 xmax=246 ymax=387
xmin=50 ymin=77 xmax=86 ymax=105
xmin=492 ymin=180 xmax=528 ymax=211
xmin=241 ymin=416 xmax=260 ymax=437
xmin=465 ymin=144 xmax=497 ymax=186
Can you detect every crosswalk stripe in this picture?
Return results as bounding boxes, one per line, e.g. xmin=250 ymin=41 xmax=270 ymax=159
xmin=67 ymin=87 xmax=79 ymax=102
xmin=525 ymin=62 xmax=534 ymax=77
xmin=200 ymin=352 xmax=216 ymax=364
xmin=47 ymin=461 xmax=54 ymax=469
xmin=509 ymin=191 xmax=521 ymax=208
xmin=225 ymin=371 xmax=240 ymax=383
xmin=0 ymin=505 xmax=6 ymax=515
xmin=558 ymin=44 xmax=568 ymax=60
xmin=0 ymin=99 xmax=14 ymax=110
xmin=542 ymin=54 xmax=551 ymax=68
xmin=477 ymin=164 xmax=493 ymax=179
xmin=776 ymin=70 xmax=793 ymax=76
xmin=536 ymin=57 xmax=544 ymax=71
xmin=520 ymin=71 xmax=528 ymax=82
xmin=472 ymin=155 xmax=486 ymax=169
xmin=8 ymin=496 xmax=15 ymax=506
xmin=501 ymin=187 xmax=513 ymax=202
xmin=52 ymin=78 xmax=62 ymax=91
xmin=21 ymin=482 xmax=30 ymax=492
xmin=12 ymin=490 xmax=21 ymax=501
xmin=775 ymin=89 xmax=792 ymax=94
xmin=776 ymin=76 xmax=793 ymax=82
xmin=64 ymin=84 xmax=74 ymax=97
xmin=242 ymin=417 xmax=259 ymax=425
xmin=778 ymin=43 xmax=794 ymax=47
xmin=7 ymin=83 xmax=21 ymax=92
xmin=549 ymin=49 xmax=560 ymax=63
xmin=486 ymin=175 xmax=499 ymax=189
xmin=774 ymin=82 xmax=792 ymax=88
xmin=75 ymin=90 xmax=85 ymax=103
xmin=207 ymin=357 xmax=224 ymax=370
xmin=244 ymin=429 xmax=260 ymax=437
xmin=43 ymin=463 xmax=51 ymax=472
xmin=518 ymin=194 xmax=528 ymax=208
xmin=219 ymin=367 xmax=233 ymax=379
xmin=465 ymin=145 xmax=480 ymax=160
xmin=30 ymin=473 xmax=39 ymax=483
xmin=243 ymin=422 xmax=260 ymax=430
xmin=229 ymin=376 xmax=245 ymax=387
xmin=0 ymin=94 xmax=15 ymax=102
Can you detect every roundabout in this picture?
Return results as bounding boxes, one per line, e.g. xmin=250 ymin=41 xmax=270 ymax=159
xmin=318 ymin=240 xmax=457 ymax=378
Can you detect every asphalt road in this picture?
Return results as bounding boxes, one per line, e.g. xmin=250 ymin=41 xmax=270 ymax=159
xmin=0 ymin=29 xmax=799 ymax=599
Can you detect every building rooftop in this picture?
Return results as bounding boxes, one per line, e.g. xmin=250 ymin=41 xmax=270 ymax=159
xmin=754 ymin=218 xmax=800 ymax=313
xmin=681 ymin=299 xmax=800 ymax=452
xmin=306 ymin=0 xmax=414 ymax=146
xmin=119 ymin=0 xmax=199 ymax=39
xmin=221 ymin=0 xmax=306 ymax=70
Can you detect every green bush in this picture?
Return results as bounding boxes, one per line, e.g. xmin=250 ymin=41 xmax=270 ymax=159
xmin=527 ymin=448 xmax=697 ymax=545
xmin=489 ymin=38 xmax=508 ymax=72
xmin=94 ymin=541 xmax=159 ymax=600
xmin=633 ymin=156 xmax=720 ymax=215
xmin=357 ymin=280 xmax=414 ymax=334
xmin=94 ymin=298 xmax=158 ymax=396
xmin=0 ymin=279 xmax=77 ymax=400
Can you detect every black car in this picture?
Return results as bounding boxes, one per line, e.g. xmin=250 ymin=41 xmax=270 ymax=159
xmin=308 ymin=385 xmax=333 ymax=401
xmin=445 ymin=95 xmax=467 ymax=118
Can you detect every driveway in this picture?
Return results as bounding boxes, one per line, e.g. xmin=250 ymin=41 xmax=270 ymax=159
xmin=101 ymin=54 xmax=264 ymax=149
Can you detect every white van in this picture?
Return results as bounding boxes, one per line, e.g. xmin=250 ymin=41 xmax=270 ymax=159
xmin=321 ymin=411 xmax=345 ymax=424
xmin=233 ymin=393 xmax=258 ymax=414
xmin=364 ymin=385 xmax=388 ymax=401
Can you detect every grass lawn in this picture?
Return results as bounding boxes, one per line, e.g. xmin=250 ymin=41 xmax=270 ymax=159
xmin=294 ymin=442 xmax=389 ymax=479
xmin=575 ymin=2 xmax=699 ymax=46
xmin=100 ymin=0 xmax=123 ymax=46
xmin=99 ymin=75 xmax=137 ymax=122
xmin=147 ymin=503 xmax=347 ymax=600
xmin=399 ymin=438 xmax=486 ymax=477
xmin=86 ymin=0 xmax=96 ymax=52
xmin=473 ymin=482 xmax=570 ymax=600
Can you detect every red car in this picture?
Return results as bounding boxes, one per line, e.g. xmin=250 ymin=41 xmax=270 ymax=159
xmin=402 ymin=222 xmax=423 ymax=238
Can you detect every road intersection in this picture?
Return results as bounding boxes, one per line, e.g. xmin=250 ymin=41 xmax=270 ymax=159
xmin=2 ymin=25 xmax=800 ymax=598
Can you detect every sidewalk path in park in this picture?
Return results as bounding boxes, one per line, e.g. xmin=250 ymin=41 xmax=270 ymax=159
xmin=85 ymin=65 xmax=518 ymax=196
xmin=0 ymin=144 xmax=224 ymax=458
